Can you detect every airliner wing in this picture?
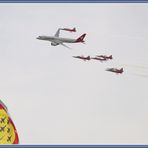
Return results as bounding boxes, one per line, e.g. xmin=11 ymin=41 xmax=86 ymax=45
xmin=53 ymin=39 xmax=71 ymax=49
xmin=60 ymin=43 xmax=71 ymax=49
xmin=54 ymin=28 xmax=61 ymax=37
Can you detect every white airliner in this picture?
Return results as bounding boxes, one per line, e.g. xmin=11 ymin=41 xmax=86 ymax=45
xmin=36 ymin=28 xmax=86 ymax=49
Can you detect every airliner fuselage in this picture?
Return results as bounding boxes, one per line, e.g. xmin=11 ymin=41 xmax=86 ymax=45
xmin=37 ymin=36 xmax=76 ymax=43
xmin=36 ymin=28 xmax=86 ymax=48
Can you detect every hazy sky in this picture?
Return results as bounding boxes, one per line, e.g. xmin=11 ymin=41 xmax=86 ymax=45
xmin=0 ymin=3 xmax=148 ymax=144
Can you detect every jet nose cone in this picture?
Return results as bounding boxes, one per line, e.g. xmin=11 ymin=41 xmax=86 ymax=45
xmin=36 ymin=36 xmax=41 ymax=39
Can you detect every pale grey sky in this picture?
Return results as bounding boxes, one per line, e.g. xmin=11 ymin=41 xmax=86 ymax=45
xmin=0 ymin=3 xmax=148 ymax=144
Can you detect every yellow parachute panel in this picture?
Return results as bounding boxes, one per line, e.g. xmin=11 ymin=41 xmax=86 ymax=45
xmin=0 ymin=105 xmax=19 ymax=144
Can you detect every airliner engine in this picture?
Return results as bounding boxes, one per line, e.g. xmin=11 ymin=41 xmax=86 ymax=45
xmin=51 ymin=42 xmax=59 ymax=46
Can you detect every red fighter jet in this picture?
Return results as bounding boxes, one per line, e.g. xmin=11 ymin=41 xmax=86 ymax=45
xmin=61 ymin=27 xmax=76 ymax=32
xmin=91 ymin=57 xmax=108 ymax=62
xmin=96 ymin=55 xmax=113 ymax=60
xmin=73 ymin=55 xmax=91 ymax=61
xmin=106 ymin=68 xmax=124 ymax=74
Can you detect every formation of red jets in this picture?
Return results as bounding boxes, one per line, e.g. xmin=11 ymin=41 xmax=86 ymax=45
xmin=73 ymin=54 xmax=123 ymax=74
xmin=59 ymin=27 xmax=123 ymax=74
xmin=73 ymin=55 xmax=112 ymax=62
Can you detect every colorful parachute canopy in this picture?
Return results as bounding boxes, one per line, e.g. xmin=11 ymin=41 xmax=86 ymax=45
xmin=0 ymin=101 xmax=19 ymax=144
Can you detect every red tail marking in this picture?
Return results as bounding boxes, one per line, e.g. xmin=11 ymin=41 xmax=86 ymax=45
xmin=75 ymin=34 xmax=86 ymax=43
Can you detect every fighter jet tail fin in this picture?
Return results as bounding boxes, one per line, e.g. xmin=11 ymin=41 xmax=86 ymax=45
xmin=110 ymin=55 xmax=113 ymax=59
xmin=120 ymin=68 xmax=124 ymax=72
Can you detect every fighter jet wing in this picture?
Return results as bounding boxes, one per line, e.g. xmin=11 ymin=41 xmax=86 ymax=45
xmin=54 ymin=28 xmax=61 ymax=37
